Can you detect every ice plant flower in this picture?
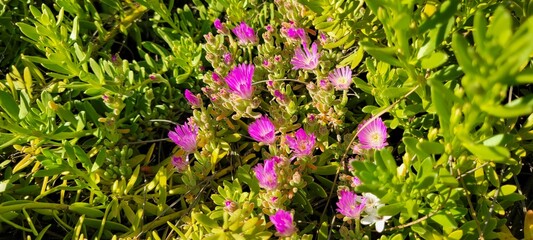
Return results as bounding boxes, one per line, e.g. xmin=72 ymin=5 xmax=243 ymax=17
xmin=253 ymin=158 xmax=278 ymax=190
xmin=223 ymin=52 xmax=232 ymax=65
xmin=232 ymin=22 xmax=257 ymax=44
xmin=184 ymin=89 xmax=201 ymax=107
xmin=337 ymin=189 xmax=366 ymax=219
xmin=328 ymin=66 xmax=353 ymax=90
xmin=224 ymin=200 xmax=237 ymax=212
xmin=291 ymin=42 xmax=319 ymax=70
xmin=225 ymin=63 xmax=254 ymax=99
xmin=286 ymin=128 xmax=316 ymax=158
xmin=286 ymin=27 xmax=306 ymax=41
xmin=357 ymin=117 xmax=388 ymax=150
xmin=270 ymin=209 xmax=297 ymax=237
xmin=171 ymin=156 xmax=188 ymax=172
xmin=214 ymin=19 xmax=223 ymax=30
xmin=168 ymin=121 xmax=198 ymax=153
xmin=352 ymin=176 xmax=362 ymax=187
xmin=359 ymin=192 xmax=391 ymax=232
xmin=248 ymin=115 xmax=276 ymax=145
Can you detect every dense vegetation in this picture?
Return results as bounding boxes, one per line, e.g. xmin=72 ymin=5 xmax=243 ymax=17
xmin=1 ymin=0 xmax=533 ymax=239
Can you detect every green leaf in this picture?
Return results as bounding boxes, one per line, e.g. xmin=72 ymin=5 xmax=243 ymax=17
xmin=484 ymin=165 xmax=500 ymax=187
xmin=379 ymin=149 xmax=397 ymax=175
xmin=483 ymin=134 xmax=514 ymax=147
xmin=487 ymin=6 xmax=512 ymax=47
xmin=381 ymin=87 xmax=413 ymax=99
xmin=404 ymin=137 xmax=429 ymax=160
xmin=428 ymin=78 xmax=454 ymax=140
xmin=91 ymin=150 xmax=106 ymax=172
xmin=480 ymin=95 xmax=533 ymax=118
xmin=360 ymin=42 xmax=402 ymax=67
xmin=340 ymin=47 xmax=365 ymax=69
xmin=430 ymin=212 xmax=457 ymax=229
xmin=420 ymin=51 xmax=448 ymax=69
xmin=416 ymin=174 xmax=436 ymax=190
xmin=317 ymin=221 xmax=329 ymax=240
xmin=89 ymin=59 xmax=104 ymax=82
xmin=313 ymin=164 xmax=339 ymax=175
xmin=16 ymin=23 xmax=39 ymax=41
xmin=417 ymin=141 xmax=444 ymax=155
xmin=192 ymin=212 xmax=218 ymax=229
xmin=378 ymin=202 xmax=403 ymax=217
xmin=294 ymin=191 xmax=313 ymax=213
xmin=463 ymin=143 xmax=513 ymax=164
xmin=500 ymin=185 xmax=517 ymax=196
xmin=451 ymin=33 xmax=476 ymax=75
xmin=297 ymin=0 xmax=324 ymax=13
xmin=307 ymin=182 xmax=327 ymax=198
xmin=0 ymin=91 xmax=20 ymax=120
xmin=74 ymin=145 xmax=92 ymax=172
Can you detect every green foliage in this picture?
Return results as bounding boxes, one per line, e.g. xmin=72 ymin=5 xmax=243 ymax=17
xmin=0 ymin=0 xmax=533 ymax=239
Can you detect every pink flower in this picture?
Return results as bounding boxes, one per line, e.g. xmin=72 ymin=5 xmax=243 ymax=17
xmin=248 ymin=115 xmax=276 ymax=145
xmin=225 ymin=63 xmax=254 ymax=99
xmin=168 ymin=121 xmax=198 ymax=152
xmin=286 ymin=27 xmax=306 ymax=41
xmin=352 ymin=176 xmax=361 ymax=186
xmin=328 ymin=66 xmax=352 ymax=90
xmin=224 ymin=200 xmax=237 ymax=212
xmin=291 ymin=42 xmax=319 ymax=70
xmin=212 ymin=72 xmax=221 ymax=83
xmin=337 ymin=189 xmax=366 ymax=219
xmin=268 ymin=156 xmax=284 ymax=164
xmin=232 ymin=22 xmax=257 ymax=44
xmin=253 ymin=159 xmax=278 ymax=190
xmin=270 ymin=209 xmax=297 ymax=237
xmin=184 ymin=89 xmax=201 ymax=107
xmin=357 ymin=117 xmax=388 ymax=150
xmin=286 ymin=128 xmax=316 ymax=158
xmin=214 ymin=19 xmax=223 ymax=30
xmin=274 ymin=90 xmax=287 ymax=102
xmin=223 ymin=52 xmax=232 ymax=65
xmin=171 ymin=156 xmax=188 ymax=172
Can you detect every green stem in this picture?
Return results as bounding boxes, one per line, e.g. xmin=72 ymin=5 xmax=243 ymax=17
xmin=0 ymin=202 xmax=69 ymax=214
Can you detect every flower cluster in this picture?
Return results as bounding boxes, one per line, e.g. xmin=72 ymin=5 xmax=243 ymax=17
xmin=172 ymin=13 xmax=394 ymax=238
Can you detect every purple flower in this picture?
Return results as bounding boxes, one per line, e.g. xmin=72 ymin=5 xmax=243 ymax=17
xmin=337 ymin=189 xmax=366 ymax=219
xmin=286 ymin=128 xmax=316 ymax=158
xmin=268 ymin=156 xmax=284 ymax=164
xmin=270 ymin=209 xmax=297 ymax=237
xmin=328 ymin=66 xmax=352 ymax=90
xmin=232 ymin=22 xmax=257 ymax=44
xmin=168 ymin=121 xmax=198 ymax=152
xmin=352 ymin=176 xmax=362 ymax=186
xmin=223 ymin=52 xmax=232 ymax=65
xmin=171 ymin=156 xmax=188 ymax=172
xmin=214 ymin=19 xmax=223 ymax=30
xmin=224 ymin=199 xmax=237 ymax=212
xmin=184 ymin=89 xmax=201 ymax=107
xmin=225 ymin=63 xmax=254 ymax=99
xmin=212 ymin=72 xmax=221 ymax=83
xmin=357 ymin=117 xmax=388 ymax=150
xmin=291 ymin=42 xmax=319 ymax=70
xmin=248 ymin=115 xmax=276 ymax=145
xmin=253 ymin=159 xmax=278 ymax=190
xmin=274 ymin=90 xmax=287 ymax=102
xmin=286 ymin=27 xmax=306 ymax=41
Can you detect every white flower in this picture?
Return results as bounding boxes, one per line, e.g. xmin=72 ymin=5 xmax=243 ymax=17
xmin=360 ymin=193 xmax=392 ymax=232
xmin=361 ymin=212 xmax=392 ymax=232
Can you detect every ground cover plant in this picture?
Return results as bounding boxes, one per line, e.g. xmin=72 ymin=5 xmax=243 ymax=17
xmin=1 ymin=0 xmax=533 ymax=239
